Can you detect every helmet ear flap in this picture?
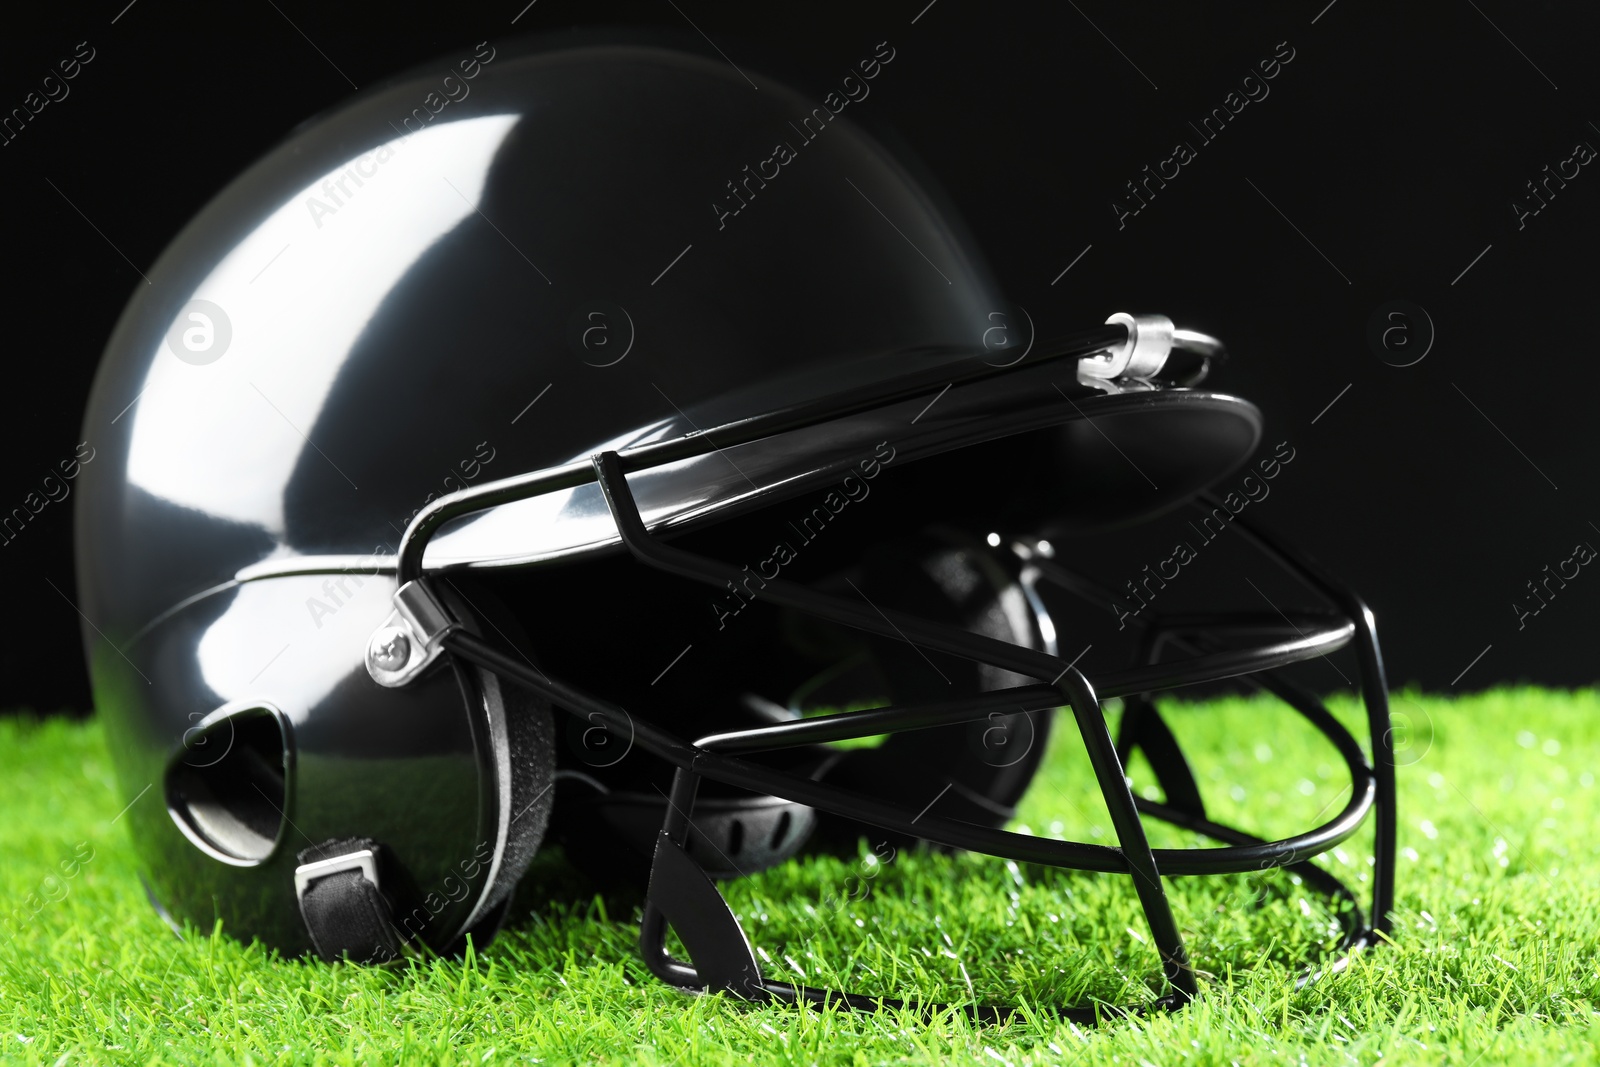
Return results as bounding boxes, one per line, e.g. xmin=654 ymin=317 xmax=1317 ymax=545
xmin=807 ymin=528 xmax=1056 ymax=851
xmin=435 ymin=579 xmax=557 ymax=939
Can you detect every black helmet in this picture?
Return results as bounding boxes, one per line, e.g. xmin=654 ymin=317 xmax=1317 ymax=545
xmin=76 ymin=35 xmax=1395 ymax=1020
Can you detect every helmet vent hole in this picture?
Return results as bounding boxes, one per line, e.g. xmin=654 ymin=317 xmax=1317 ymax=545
xmin=770 ymin=811 xmax=791 ymax=849
xmin=165 ymin=708 xmax=287 ymax=864
xmin=727 ymin=818 xmax=745 ymax=856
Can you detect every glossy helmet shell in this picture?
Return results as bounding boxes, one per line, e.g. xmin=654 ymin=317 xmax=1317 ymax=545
xmin=78 ymin=34 xmax=1266 ymax=953
xmin=72 ymin=36 xmax=1047 ymax=952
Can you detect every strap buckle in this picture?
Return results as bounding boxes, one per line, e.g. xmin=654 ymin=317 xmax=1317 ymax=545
xmin=294 ymin=848 xmax=379 ymax=902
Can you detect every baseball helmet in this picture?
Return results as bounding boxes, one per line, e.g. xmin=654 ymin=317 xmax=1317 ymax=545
xmin=76 ymin=35 xmax=1395 ymax=1020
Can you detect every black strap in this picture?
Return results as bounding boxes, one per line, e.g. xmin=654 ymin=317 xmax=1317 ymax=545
xmin=296 ymin=838 xmax=404 ymax=964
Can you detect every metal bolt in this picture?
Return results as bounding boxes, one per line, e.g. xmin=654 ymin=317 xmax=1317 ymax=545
xmin=369 ymin=629 xmax=411 ymax=672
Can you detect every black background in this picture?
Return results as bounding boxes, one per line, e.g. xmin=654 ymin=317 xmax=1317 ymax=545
xmin=2 ymin=0 xmax=1595 ymax=715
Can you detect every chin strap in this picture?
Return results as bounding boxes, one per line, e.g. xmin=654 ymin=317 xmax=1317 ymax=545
xmin=295 ymin=839 xmax=404 ymax=964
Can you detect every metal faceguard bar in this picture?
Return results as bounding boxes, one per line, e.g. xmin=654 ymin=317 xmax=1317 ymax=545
xmin=428 ymin=450 xmax=1395 ymax=1023
xmin=392 ymin=317 xmax=1210 ymax=587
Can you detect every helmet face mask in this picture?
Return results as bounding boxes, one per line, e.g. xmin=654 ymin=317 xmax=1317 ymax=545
xmin=76 ymin=34 xmax=1395 ymax=1019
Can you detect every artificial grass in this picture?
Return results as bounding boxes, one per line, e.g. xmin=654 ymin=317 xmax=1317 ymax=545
xmin=1 ymin=689 xmax=1597 ymax=1065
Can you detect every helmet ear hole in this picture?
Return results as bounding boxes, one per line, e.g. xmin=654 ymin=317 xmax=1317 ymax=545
xmin=165 ymin=706 xmax=288 ymax=865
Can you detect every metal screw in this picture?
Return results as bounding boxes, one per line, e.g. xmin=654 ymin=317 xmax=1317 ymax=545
xmin=369 ymin=629 xmax=411 ymax=672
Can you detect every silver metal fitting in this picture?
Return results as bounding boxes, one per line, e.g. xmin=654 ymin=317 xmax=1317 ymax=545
xmin=365 ymin=580 xmax=459 ymax=688
xmin=1078 ymin=312 xmax=1176 ymax=382
xmin=294 ymin=848 xmax=379 ymax=902
xmin=367 ymin=629 xmax=411 ymax=672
